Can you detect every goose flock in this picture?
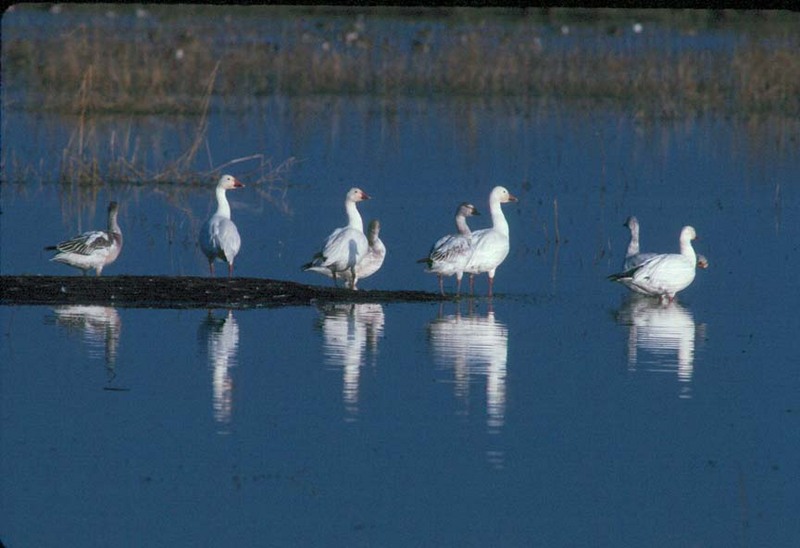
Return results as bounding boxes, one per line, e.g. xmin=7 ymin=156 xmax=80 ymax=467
xmin=45 ymin=175 xmax=705 ymax=302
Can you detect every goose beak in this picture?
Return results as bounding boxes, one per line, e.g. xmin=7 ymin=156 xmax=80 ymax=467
xmin=360 ymin=190 xmax=371 ymax=200
xmin=508 ymin=193 xmax=519 ymax=202
xmin=233 ymin=178 xmax=245 ymax=189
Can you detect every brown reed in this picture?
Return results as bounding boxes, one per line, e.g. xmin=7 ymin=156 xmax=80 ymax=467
xmin=3 ymin=6 xmax=798 ymax=117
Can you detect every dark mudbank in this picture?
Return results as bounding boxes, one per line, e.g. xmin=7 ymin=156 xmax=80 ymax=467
xmin=0 ymin=275 xmax=445 ymax=309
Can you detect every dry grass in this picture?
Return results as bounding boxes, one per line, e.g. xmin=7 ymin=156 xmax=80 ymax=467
xmin=3 ymin=6 xmax=798 ymax=116
xmin=52 ymin=58 xmax=296 ymax=193
xmin=2 ymin=6 xmax=798 ymax=187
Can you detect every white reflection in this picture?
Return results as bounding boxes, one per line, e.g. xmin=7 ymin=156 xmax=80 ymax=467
xmin=50 ymin=305 xmax=121 ymax=380
xmin=199 ymin=310 xmax=240 ymax=432
xmin=427 ymin=301 xmax=508 ymax=468
xmin=317 ymin=303 xmax=385 ymax=421
xmin=615 ymin=296 xmax=705 ymax=399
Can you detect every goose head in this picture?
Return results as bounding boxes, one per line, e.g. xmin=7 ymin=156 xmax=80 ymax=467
xmin=624 ymin=216 xmax=640 ymax=231
xmin=680 ymin=226 xmax=697 ymax=243
xmin=347 ymin=187 xmax=370 ymax=202
xmin=457 ymin=202 xmax=480 ymax=217
xmin=218 ymin=174 xmax=244 ymax=190
xmin=491 ymin=186 xmax=518 ymax=204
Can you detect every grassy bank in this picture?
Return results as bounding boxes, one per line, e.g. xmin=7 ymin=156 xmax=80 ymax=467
xmin=3 ymin=5 xmax=799 ymax=117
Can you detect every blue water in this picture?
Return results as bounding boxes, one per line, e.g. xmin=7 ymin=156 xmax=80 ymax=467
xmin=3 ymin=10 xmax=800 ymax=548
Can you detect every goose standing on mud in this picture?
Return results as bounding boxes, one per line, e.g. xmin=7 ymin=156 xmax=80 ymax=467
xmin=609 ymin=225 xmax=699 ymax=302
xmin=303 ymin=187 xmax=371 ymax=290
xmin=464 ymin=186 xmax=518 ymax=297
xmin=199 ymin=174 xmax=244 ymax=277
xmin=306 ymin=218 xmax=385 ymax=290
xmin=418 ymin=202 xmax=480 ymax=296
xmin=46 ymin=201 xmax=123 ymax=276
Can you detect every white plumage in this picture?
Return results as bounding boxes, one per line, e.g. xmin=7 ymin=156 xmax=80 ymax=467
xmin=303 ymin=187 xmax=371 ymax=290
xmin=306 ymin=218 xmax=385 ymax=289
xmin=464 ymin=186 xmax=518 ymax=297
xmin=199 ymin=174 xmax=244 ymax=277
xmin=623 ymin=215 xmax=658 ymax=271
xmin=419 ymin=202 xmax=480 ymax=295
xmin=609 ymin=225 xmax=699 ymax=302
xmin=47 ymin=201 xmax=123 ymax=276
xmin=619 ymin=216 xmax=708 ymax=293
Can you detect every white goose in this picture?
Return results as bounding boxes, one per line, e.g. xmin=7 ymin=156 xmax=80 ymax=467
xmin=623 ymin=216 xmax=658 ymax=271
xmin=47 ymin=201 xmax=123 ymax=276
xmin=306 ymin=218 xmax=385 ymax=289
xmin=464 ymin=186 xmax=518 ymax=297
xmin=199 ymin=174 xmax=244 ymax=277
xmin=303 ymin=187 xmax=371 ymax=290
xmin=621 ymin=216 xmax=708 ymax=292
xmin=609 ymin=225 xmax=699 ymax=302
xmin=418 ymin=202 xmax=480 ymax=295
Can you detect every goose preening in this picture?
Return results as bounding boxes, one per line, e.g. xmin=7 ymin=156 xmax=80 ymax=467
xmin=464 ymin=186 xmax=518 ymax=297
xmin=306 ymin=218 xmax=385 ymax=289
xmin=46 ymin=201 xmax=123 ymax=276
xmin=609 ymin=225 xmax=699 ymax=302
xmin=303 ymin=187 xmax=371 ymax=290
xmin=199 ymin=174 xmax=245 ymax=277
xmin=418 ymin=202 xmax=480 ymax=296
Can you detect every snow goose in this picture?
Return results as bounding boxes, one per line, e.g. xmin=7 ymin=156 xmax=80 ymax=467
xmin=464 ymin=186 xmax=518 ymax=297
xmin=609 ymin=225 xmax=699 ymax=302
xmin=199 ymin=174 xmax=244 ymax=277
xmin=623 ymin=216 xmax=658 ymax=271
xmin=46 ymin=201 xmax=123 ymax=276
xmin=306 ymin=218 xmax=385 ymax=289
xmin=303 ymin=187 xmax=371 ymax=290
xmin=620 ymin=217 xmax=707 ymax=292
xmin=418 ymin=202 xmax=480 ymax=295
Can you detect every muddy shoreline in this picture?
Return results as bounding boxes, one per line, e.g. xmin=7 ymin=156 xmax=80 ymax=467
xmin=0 ymin=275 xmax=445 ymax=309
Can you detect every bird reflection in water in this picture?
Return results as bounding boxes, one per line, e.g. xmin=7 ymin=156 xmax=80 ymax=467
xmin=614 ymin=296 xmax=706 ymax=399
xmin=50 ymin=305 xmax=122 ymax=382
xmin=316 ymin=303 xmax=385 ymax=421
xmin=427 ymin=300 xmax=508 ymax=468
xmin=199 ymin=309 xmax=240 ymax=433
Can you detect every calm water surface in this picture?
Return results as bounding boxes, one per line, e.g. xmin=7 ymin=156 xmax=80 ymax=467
xmin=2 ymin=43 xmax=800 ymax=548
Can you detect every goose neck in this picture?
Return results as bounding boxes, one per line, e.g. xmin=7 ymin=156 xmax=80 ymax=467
xmin=345 ymin=199 xmax=364 ymax=232
xmin=455 ymin=214 xmax=472 ymax=237
xmin=108 ymin=208 xmax=122 ymax=236
xmin=490 ymin=200 xmax=509 ymax=236
xmin=215 ymin=186 xmax=232 ymax=219
xmin=627 ymin=226 xmax=640 ymax=257
xmin=680 ymin=239 xmax=697 ymax=264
